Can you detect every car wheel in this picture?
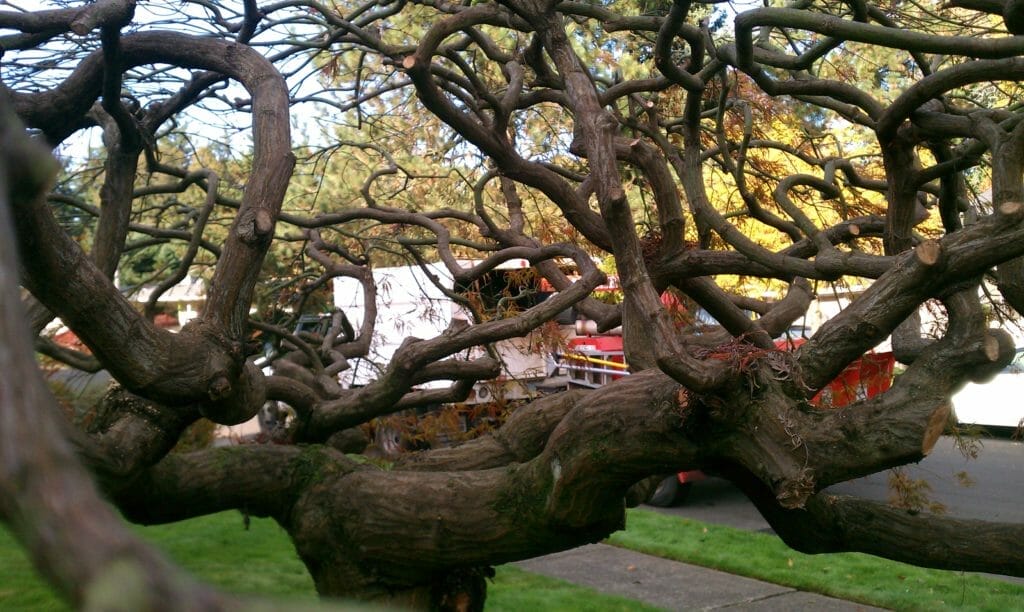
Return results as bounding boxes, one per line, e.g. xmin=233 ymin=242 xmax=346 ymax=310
xmin=646 ymin=475 xmax=693 ymax=507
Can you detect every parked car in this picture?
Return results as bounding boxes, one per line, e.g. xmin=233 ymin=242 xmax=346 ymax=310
xmin=952 ymin=348 xmax=1024 ymax=431
xmin=646 ymin=470 xmax=705 ymax=507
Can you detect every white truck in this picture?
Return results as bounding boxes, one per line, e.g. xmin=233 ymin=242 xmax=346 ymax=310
xmin=332 ymin=259 xmax=575 ymax=403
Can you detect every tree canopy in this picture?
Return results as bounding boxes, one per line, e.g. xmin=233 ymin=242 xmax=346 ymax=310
xmin=4 ymin=0 xmax=1024 ymax=608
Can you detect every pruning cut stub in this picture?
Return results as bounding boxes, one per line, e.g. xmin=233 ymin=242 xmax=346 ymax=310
xmin=914 ymin=240 xmax=941 ymax=266
xmin=207 ymin=376 xmax=231 ymax=400
xmin=255 ymin=209 xmax=273 ymax=236
xmin=922 ymin=401 xmax=951 ymax=456
xmin=983 ymin=334 xmax=1001 ymax=362
xmin=236 ymin=208 xmax=275 ymax=244
xmin=998 ymin=201 xmax=1024 ymax=220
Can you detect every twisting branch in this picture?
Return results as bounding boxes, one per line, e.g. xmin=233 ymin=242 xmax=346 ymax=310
xmin=143 ymin=170 xmax=219 ymax=319
xmin=720 ymin=463 xmax=1024 ymax=578
xmin=402 ymin=4 xmax=613 ymax=251
xmin=799 ymin=202 xmax=1024 ymax=392
xmin=735 ymin=7 xmax=1024 ymax=72
xmin=305 ymin=244 xmax=606 ymax=439
xmin=12 ymin=32 xmax=293 ymax=424
xmin=0 ymin=91 xmax=236 ymax=611
xmin=536 ymin=6 xmax=732 ymax=390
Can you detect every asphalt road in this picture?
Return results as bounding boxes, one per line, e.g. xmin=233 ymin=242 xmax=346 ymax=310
xmin=658 ymin=435 xmax=1024 ymax=529
xmin=829 ymin=435 xmax=1024 ymax=523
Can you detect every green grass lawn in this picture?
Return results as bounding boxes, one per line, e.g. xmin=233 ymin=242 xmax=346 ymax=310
xmin=0 ymin=512 xmax=662 ymax=611
xmin=611 ymin=508 xmax=1024 ymax=611
xmin=0 ymin=511 xmax=315 ymax=611
xmin=3 ymin=508 xmax=1023 ymax=611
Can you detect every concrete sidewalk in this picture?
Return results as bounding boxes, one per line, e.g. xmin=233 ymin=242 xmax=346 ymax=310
xmin=515 ymin=543 xmax=884 ymax=611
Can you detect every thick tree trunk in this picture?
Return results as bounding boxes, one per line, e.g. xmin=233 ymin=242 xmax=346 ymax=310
xmin=111 ymin=321 xmax=1018 ymax=605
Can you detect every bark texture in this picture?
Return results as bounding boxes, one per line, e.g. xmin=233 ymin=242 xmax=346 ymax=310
xmin=6 ymin=0 xmax=1024 ymax=608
